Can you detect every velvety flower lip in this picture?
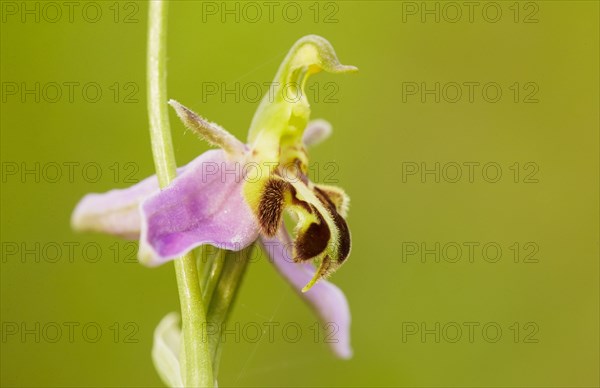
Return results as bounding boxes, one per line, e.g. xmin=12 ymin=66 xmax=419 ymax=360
xmin=72 ymin=34 xmax=356 ymax=359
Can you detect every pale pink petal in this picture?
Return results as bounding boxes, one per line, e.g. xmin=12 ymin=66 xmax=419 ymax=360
xmin=303 ymin=119 xmax=332 ymax=147
xmin=139 ymin=149 xmax=260 ymax=266
xmin=259 ymin=227 xmax=352 ymax=359
xmin=71 ymin=166 xmax=187 ymax=239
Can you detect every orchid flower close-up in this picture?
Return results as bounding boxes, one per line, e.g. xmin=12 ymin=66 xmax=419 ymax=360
xmin=71 ymin=32 xmax=356 ymax=384
xmin=3 ymin=1 xmax=598 ymax=387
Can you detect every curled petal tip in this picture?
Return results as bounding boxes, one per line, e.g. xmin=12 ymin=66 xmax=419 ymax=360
xmin=301 ymin=266 xmax=324 ymax=293
xmin=290 ymin=34 xmax=358 ymax=74
xmin=247 ymin=34 xmax=356 ymax=146
xmin=301 ymin=255 xmax=332 ymax=292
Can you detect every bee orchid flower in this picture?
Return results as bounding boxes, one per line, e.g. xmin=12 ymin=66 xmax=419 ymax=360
xmin=72 ymin=35 xmax=356 ymax=359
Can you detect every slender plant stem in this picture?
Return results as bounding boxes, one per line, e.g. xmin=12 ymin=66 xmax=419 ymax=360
xmin=202 ymin=249 xmax=226 ymax=305
xmin=199 ymin=247 xmax=218 ymax=289
xmin=206 ymin=246 xmax=253 ymax=375
xmin=147 ymin=1 xmax=213 ymax=386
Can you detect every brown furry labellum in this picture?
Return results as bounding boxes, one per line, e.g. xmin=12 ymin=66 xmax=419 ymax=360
xmin=256 ymin=176 xmax=351 ymax=268
xmin=257 ymin=178 xmax=290 ymax=236
xmin=314 ymin=186 xmax=351 ymax=263
xmin=294 ymin=207 xmax=331 ymax=262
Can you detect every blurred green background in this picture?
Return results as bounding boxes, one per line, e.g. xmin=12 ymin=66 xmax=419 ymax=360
xmin=1 ymin=1 xmax=598 ymax=386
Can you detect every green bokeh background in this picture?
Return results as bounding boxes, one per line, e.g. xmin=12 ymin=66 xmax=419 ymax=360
xmin=1 ymin=1 xmax=598 ymax=386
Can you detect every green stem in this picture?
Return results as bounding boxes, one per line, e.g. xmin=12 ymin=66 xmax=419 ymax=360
xmin=202 ymin=249 xmax=226 ymax=305
xmin=146 ymin=2 xmax=213 ymax=387
xmin=199 ymin=247 xmax=219 ymax=290
xmin=206 ymin=246 xmax=253 ymax=375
